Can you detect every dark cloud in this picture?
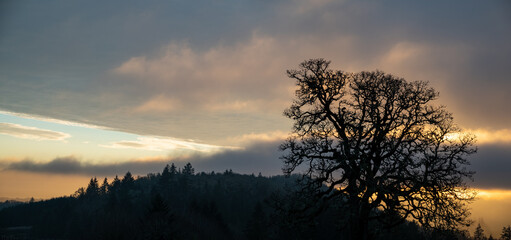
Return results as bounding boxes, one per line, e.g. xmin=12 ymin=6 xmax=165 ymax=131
xmin=8 ymin=157 xmax=82 ymax=174
xmin=6 ymin=156 xmax=170 ymax=177
xmin=6 ymin=139 xmax=510 ymax=190
xmin=469 ymin=144 xmax=511 ymax=189
xmin=5 ymin=141 xmax=285 ymax=177
xmin=192 ymin=141 xmax=284 ymax=175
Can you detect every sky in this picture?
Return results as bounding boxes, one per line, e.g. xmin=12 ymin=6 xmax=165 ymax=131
xmin=1 ymin=0 xmax=510 ymax=235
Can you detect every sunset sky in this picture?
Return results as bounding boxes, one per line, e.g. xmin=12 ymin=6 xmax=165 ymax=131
xmin=1 ymin=0 xmax=510 ymax=235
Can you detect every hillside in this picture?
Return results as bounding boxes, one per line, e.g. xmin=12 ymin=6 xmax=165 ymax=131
xmin=0 ymin=163 xmax=467 ymax=240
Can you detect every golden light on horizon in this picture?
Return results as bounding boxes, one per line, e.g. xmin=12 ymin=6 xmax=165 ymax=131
xmin=476 ymin=189 xmax=511 ymax=200
xmin=470 ymin=129 xmax=511 ymax=145
xmin=0 ymin=170 xmax=91 ymax=200
xmin=470 ymin=189 xmax=511 ymax=236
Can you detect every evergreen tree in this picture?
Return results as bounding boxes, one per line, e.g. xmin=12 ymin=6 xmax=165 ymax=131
xmin=502 ymin=225 xmax=511 ymax=240
xmin=122 ymin=171 xmax=135 ymax=188
xmin=73 ymin=187 xmax=85 ymax=198
xmin=160 ymin=164 xmax=171 ymax=186
xmin=107 ymin=176 xmax=121 ymax=206
xmin=162 ymin=164 xmax=171 ymax=176
xmin=100 ymin=178 xmax=109 ymax=195
xmin=474 ymin=224 xmax=486 ymax=240
xmin=85 ymin=177 xmax=99 ymax=197
xmin=182 ymin=162 xmax=194 ymax=175
xmin=110 ymin=175 xmax=121 ymax=193
xmin=170 ymin=163 xmax=178 ymax=175
xmin=117 ymin=172 xmax=136 ymax=206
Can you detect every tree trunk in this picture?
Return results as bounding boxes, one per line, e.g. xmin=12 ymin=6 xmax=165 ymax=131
xmin=348 ymin=201 xmax=370 ymax=240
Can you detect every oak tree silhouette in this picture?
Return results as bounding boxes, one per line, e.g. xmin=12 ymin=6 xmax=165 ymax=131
xmin=281 ymin=59 xmax=476 ymax=240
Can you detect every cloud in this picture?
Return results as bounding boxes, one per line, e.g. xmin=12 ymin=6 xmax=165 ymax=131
xmin=5 ymin=140 xmax=285 ymax=177
xmin=377 ymin=41 xmax=472 ymax=84
xmin=0 ymin=122 xmax=70 ymax=141
xmin=133 ymin=95 xmax=181 ymax=113
xmin=477 ymin=189 xmax=511 ymax=200
xmin=1 ymin=0 xmax=510 ymax=143
xmin=191 ymin=140 xmax=284 ymax=175
xmin=112 ymin=36 xmax=296 ymax=113
xmin=444 ymin=128 xmax=511 ymax=145
xmin=222 ymin=130 xmax=290 ymax=146
xmin=8 ymin=157 xmax=82 ymax=174
xmin=5 ymin=156 xmax=165 ymax=176
xmin=469 ymin=144 xmax=511 ymax=189
xmin=100 ymin=135 xmax=233 ymax=153
xmin=0 ymin=110 xmax=108 ymax=130
xmin=107 ymin=3 xmax=511 ymax=137
xmin=471 ymin=129 xmax=511 ymax=145
xmin=4 ymin=138 xmax=510 ymax=190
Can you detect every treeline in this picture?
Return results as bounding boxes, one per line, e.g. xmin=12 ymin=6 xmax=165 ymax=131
xmin=474 ymin=223 xmax=511 ymax=240
xmin=0 ymin=163 xmax=490 ymax=240
xmin=0 ymin=163 xmax=307 ymax=239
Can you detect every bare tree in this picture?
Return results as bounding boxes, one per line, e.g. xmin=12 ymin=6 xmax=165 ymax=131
xmin=280 ymin=59 xmax=476 ymax=240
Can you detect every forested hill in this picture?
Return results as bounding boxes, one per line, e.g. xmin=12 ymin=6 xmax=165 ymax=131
xmin=0 ymin=163 xmax=303 ymax=240
xmin=0 ymin=163 xmax=443 ymax=240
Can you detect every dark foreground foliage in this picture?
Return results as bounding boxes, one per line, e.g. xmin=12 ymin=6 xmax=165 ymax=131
xmin=0 ymin=164 xmax=470 ymax=240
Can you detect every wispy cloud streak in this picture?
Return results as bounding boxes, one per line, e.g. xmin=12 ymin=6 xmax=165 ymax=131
xmin=0 ymin=110 xmax=109 ymax=130
xmin=0 ymin=123 xmax=70 ymax=141
xmin=100 ymin=136 xmax=236 ymax=153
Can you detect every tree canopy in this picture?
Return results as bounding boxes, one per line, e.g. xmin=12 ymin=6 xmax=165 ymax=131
xmin=281 ymin=59 xmax=476 ymax=240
